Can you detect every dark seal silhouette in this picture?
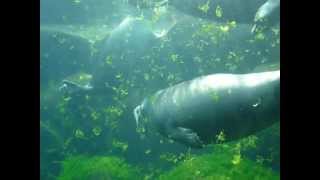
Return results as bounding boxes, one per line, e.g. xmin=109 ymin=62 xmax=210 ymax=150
xmin=134 ymin=70 xmax=279 ymax=148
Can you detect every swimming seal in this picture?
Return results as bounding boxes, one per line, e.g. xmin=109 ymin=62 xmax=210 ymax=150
xmin=134 ymin=70 xmax=279 ymax=148
xmin=252 ymin=0 xmax=280 ymax=32
xmin=59 ymin=14 xmax=177 ymax=95
xmin=131 ymin=0 xmax=270 ymax=24
xmin=130 ymin=0 xmax=280 ymax=33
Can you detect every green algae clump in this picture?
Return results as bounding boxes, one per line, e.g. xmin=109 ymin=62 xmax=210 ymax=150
xmin=57 ymin=155 xmax=141 ymax=180
xmin=158 ymin=147 xmax=279 ymax=180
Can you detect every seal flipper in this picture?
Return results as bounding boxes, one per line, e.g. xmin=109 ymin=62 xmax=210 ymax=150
xmin=59 ymin=80 xmax=93 ymax=95
xmin=166 ymin=125 xmax=204 ymax=148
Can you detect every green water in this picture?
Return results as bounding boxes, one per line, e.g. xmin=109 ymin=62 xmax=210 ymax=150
xmin=40 ymin=0 xmax=280 ymax=179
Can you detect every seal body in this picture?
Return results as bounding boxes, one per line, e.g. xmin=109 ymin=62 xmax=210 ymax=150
xmin=130 ymin=0 xmax=280 ymax=32
xmin=134 ymin=70 xmax=280 ymax=148
xmin=254 ymin=0 xmax=280 ymax=23
xmin=171 ymin=0 xmax=266 ymax=23
xmin=252 ymin=0 xmax=280 ymax=32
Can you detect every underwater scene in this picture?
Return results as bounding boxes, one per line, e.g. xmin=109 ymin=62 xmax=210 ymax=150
xmin=40 ymin=0 xmax=280 ymax=179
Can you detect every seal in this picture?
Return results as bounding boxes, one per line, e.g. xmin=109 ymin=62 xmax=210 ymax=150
xmin=252 ymin=0 xmax=280 ymax=32
xmin=59 ymin=13 xmax=178 ymax=96
xmin=132 ymin=0 xmax=269 ymax=24
xmin=58 ymin=72 xmax=93 ymax=95
xmin=130 ymin=0 xmax=280 ymax=33
xmin=134 ymin=70 xmax=279 ymax=148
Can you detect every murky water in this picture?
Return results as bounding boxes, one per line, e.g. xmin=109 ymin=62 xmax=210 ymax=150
xmin=40 ymin=0 xmax=280 ymax=179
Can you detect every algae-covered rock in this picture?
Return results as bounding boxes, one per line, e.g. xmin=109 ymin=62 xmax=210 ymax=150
xmin=159 ymin=146 xmax=279 ymax=180
xmin=57 ymin=155 xmax=141 ymax=180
